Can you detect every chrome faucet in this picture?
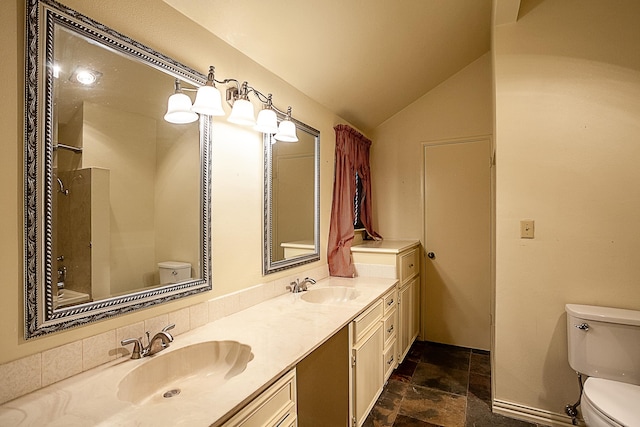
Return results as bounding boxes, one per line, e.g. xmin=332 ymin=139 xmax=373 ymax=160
xmin=289 ymin=277 xmax=316 ymax=293
xmin=121 ymin=324 xmax=175 ymax=359
xmin=56 ymin=266 xmax=66 ymax=297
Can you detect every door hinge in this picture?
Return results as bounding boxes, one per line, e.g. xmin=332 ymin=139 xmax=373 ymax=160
xmin=352 ymin=415 xmax=357 ymax=427
xmin=351 ymin=355 xmax=356 ymax=367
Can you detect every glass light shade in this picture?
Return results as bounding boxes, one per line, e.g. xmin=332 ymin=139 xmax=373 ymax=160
xmin=254 ymin=108 xmax=278 ymax=134
xmin=227 ymin=98 xmax=256 ymax=126
xmin=275 ymin=119 xmax=298 ymax=142
xmin=164 ymin=92 xmax=198 ymax=124
xmin=192 ymin=85 xmax=225 ymax=116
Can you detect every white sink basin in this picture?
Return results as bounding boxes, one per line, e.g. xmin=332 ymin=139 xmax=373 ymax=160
xmin=117 ymin=340 xmax=253 ymax=405
xmin=301 ymin=287 xmax=360 ymax=304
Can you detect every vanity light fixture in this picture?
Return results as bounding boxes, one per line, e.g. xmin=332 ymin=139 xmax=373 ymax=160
xmin=274 ymin=107 xmax=299 ymax=142
xmin=191 ymin=66 xmax=225 ymax=116
xmin=254 ymin=94 xmax=279 ymax=134
xmin=163 ymin=64 xmax=298 ymax=142
xmin=164 ymin=79 xmax=199 ymax=124
xmin=227 ymin=81 xmax=257 ymax=126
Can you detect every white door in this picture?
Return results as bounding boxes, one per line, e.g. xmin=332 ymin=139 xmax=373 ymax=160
xmin=423 ymin=137 xmax=492 ymax=350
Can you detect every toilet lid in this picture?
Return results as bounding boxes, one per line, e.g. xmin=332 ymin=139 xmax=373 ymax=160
xmin=583 ymin=377 xmax=640 ymax=427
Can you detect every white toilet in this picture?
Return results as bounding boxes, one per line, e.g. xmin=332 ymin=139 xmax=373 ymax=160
xmin=158 ymin=261 xmax=191 ymax=284
xmin=566 ymin=304 xmax=640 ymax=426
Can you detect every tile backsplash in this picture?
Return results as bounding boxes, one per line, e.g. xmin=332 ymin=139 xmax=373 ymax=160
xmin=0 ymin=264 xmax=328 ymax=405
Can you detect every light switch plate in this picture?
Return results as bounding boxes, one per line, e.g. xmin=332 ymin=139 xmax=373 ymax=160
xmin=520 ymin=220 xmax=535 ymax=238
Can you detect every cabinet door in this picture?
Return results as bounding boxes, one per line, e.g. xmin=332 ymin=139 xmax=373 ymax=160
xmin=352 ymin=323 xmax=383 ymax=427
xmin=409 ymin=276 xmax=420 ymax=345
xmin=398 ymin=276 xmax=419 ymax=363
xmin=398 ymin=283 xmax=410 ymax=362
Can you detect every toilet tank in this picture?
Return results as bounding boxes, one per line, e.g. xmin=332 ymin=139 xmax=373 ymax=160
xmin=158 ymin=261 xmax=191 ymax=284
xmin=566 ymin=304 xmax=640 ymax=385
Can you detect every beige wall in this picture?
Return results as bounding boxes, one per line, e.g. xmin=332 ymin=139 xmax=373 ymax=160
xmin=0 ymin=0 xmax=340 ymax=364
xmin=494 ymin=0 xmax=640 ymax=417
xmin=83 ymin=102 xmax=158 ymax=294
xmin=371 ymin=53 xmax=493 ymax=350
xmin=371 ymin=53 xmax=493 ymax=239
xmin=154 ymin=119 xmax=201 ymax=283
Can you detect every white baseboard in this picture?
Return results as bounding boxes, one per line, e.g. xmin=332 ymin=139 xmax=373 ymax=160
xmin=493 ymin=399 xmax=583 ymax=427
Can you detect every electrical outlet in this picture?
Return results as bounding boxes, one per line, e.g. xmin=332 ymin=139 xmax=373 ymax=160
xmin=520 ymin=220 xmax=535 ymax=239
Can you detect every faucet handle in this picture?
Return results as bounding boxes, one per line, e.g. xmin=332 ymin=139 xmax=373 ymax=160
xmin=162 ymin=324 xmax=175 ymax=341
xmin=287 ymin=279 xmax=300 ymax=293
xmin=121 ymin=337 xmax=144 ymax=359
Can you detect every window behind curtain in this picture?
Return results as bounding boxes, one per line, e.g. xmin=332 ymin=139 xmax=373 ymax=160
xmin=354 ymin=171 xmax=365 ymax=229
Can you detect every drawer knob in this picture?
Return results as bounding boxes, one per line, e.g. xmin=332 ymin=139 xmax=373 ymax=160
xmin=387 ymin=325 xmax=394 ymax=334
xmin=387 ymin=299 xmax=394 ymax=306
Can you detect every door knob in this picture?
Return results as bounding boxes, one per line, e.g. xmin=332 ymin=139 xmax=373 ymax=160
xmin=427 ymin=252 xmax=436 ymax=259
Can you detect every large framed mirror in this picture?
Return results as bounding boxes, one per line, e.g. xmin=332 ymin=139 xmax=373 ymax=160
xmin=24 ymin=0 xmax=212 ymax=339
xmin=263 ymin=118 xmax=320 ymax=274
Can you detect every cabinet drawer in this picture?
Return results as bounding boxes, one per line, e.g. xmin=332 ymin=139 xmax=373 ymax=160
xmin=353 ymin=299 xmax=383 ymax=344
xmin=383 ymin=309 xmax=397 ymax=348
xmin=382 ymin=288 xmax=397 ymax=315
xmin=223 ymin=369 xmax=296 ymax=427
xmin=399 ymin=248 xmax=419 ymax=283
xmin=383 ymin=342 xmax=396 ymax=381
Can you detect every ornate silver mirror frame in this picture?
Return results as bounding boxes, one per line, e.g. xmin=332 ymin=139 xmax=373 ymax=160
xmin=24 ymin=0 xmax=212 ymax=339
xmin=263 ymin=117 xmax=320 ymax=275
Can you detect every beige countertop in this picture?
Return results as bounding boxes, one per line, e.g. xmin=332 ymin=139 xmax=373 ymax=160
xmin=0 ymin=276 xmax=396 ymax=427
xmin=351 ymin=239 xmax=420 ymax=254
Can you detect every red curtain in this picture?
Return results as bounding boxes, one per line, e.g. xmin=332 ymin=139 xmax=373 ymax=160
xmin=328 ymin=125 xmax=382 ymax=277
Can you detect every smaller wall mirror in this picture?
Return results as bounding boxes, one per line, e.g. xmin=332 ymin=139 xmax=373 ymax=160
xmin=263 ymin=119 xmax=320 ymax=274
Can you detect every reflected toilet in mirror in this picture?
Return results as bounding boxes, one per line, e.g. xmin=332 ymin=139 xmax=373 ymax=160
xmin=158 ymin=262 xmax=192 ymax=285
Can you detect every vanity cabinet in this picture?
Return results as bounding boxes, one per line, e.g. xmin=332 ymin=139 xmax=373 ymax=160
xmin=351 ymin=240 xmax=421 ymax=365
xmin=349 ymin=285 xmax=399 ymax=427
xmin=222 ymin=368 xmax=297 ymax=427
xmin=350 ymin=299 xmax=384 ymax=427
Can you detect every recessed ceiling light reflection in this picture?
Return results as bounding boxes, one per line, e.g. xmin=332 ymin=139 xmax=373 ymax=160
xmin=69 ymin=67 xmax=102 ymax=86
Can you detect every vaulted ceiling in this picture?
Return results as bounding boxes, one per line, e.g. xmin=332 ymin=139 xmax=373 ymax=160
xmin=163 ymin=0 xmax=493 ymax=134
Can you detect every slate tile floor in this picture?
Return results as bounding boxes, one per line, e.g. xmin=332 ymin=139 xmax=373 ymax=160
xmin=364 ymin=341 xmax=548 ymax=427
